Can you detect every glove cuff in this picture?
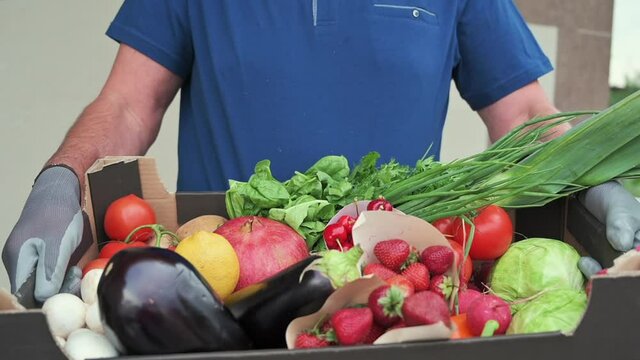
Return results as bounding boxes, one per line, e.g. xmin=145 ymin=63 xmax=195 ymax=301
xmin=32 ymin=165 xmax=82 ymax=205
xmin=35 ymin=163 xmax=79 ymax=184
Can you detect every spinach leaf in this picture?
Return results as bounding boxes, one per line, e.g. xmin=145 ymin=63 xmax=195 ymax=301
xmin=306 ymin=155 xmax=350 ymax=180
xmin=224 ymin=152 xmax=433 ymax=251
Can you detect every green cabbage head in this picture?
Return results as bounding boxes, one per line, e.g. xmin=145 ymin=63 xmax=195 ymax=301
xmin=507 ymin=289 xmax=587 ymax=334
xmin=489 ymin=238 xmax=584 ymax=305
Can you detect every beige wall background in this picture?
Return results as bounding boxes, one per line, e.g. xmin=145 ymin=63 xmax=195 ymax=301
xmin=0 ymin=1 xmax=611 ymax=291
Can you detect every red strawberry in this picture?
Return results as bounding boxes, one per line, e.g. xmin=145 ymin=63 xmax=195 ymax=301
xmin=321 ymin=320 xmax=334 ymax=334
xmin=331 ymin=307 xmax=374 ymax=345
xmin=386 ymin=275 xmax=415 ymax=297
xmin=374 ymin=239 xmax=418 ymax=271
xmin=421 ymin=246 xmax=454 ymax=275
xmin=295 ymin=332 xmax=330 ymax=349
xmin=363 ymin=323 xmax=386 ymax=344
xmin=401 ymin=263 xmax=430 ymax=291
xmin=363 ymin=263 xmax=396 ymax=281
xmin=368 ymin=285 xmax=405 ymax=327
xmin=402 ymin=291 xmax=451 ymax=327
xmin=429 ymin=274 xmax=454 ymax=300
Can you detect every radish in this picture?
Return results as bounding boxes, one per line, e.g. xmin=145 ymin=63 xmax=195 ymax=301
xmin=466 ymin=294 xmax=511 ymax=336
xmin=457 ymin=289 xmax=483 ymax=314
xmin=42 ymin=293 xmax=86 ymax=338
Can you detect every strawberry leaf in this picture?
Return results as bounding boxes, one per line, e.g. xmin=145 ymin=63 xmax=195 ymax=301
xmin=400 ymin=249 xmax=420 ymax=271
xmin=378 ymin=286 xmax=406 ymax=317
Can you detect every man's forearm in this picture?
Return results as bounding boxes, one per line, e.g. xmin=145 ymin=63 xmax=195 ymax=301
xmin=479 ymin=81 xmax=570 ymax=142
xmin=46 ymin=92 xmax=160 ymax=190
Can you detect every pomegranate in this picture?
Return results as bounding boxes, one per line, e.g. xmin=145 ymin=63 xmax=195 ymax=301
xmin=215 ymin=216 xmax=309 ymax=290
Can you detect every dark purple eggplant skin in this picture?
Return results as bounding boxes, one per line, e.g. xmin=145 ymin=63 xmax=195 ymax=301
xmin=228 ymin=255 xmax=334 ymax=349
xmin=97 ymin=247 xmax=252 ymax=355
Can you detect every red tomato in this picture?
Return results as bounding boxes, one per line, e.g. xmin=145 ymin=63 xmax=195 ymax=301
xmin=432 ymin=217 xmax=455 ymax=237
xmin=452 ymin=205 xmax=513 ymax=261
xmin=104 ymin=194 xmax=156 ymax=242
xmin=448 ymin=240 xmax=473 ymax=284
xmin=82 ymin=258 xmax=110 ymax=277
xmin=98 ymin=241 xmax=147 ymax=259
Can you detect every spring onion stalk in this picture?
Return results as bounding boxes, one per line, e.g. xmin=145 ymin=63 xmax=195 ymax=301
xmin=384 ymin=90 xmax=640 ymax=221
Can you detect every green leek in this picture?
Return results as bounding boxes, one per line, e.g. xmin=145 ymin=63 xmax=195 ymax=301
xmin=384 ymin=90 xmax=640 ymax=220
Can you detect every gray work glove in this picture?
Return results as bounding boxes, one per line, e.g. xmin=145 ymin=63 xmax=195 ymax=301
xmin=2 ymin=166 xmax=93 ymax=305
xmin=578 ymin=181 xmax=640 ymax=277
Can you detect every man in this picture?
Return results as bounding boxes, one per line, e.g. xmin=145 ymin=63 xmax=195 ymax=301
xmin=3 ymin=0 xmax=637 ymax=303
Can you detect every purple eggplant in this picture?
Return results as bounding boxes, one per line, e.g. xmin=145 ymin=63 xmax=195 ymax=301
xmin=227 ymin=255 xmax=334 ymax=349
xmin=97 ymin=247 xmax=251 ymax=355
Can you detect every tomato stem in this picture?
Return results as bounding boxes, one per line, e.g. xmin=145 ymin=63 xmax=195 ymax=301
xmin=124 ymin=224 xmax=179 ymax=248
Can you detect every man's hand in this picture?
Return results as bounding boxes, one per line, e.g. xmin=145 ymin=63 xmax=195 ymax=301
xmin=476 ymin=82 xmax=640 ymax=278
xmin=1 ymin=45 xmax=182 ymax=305
xmin=2 ymin=167 xmax=91 ymax=304
xmin=478 ymin=81 xmax=568 ymax=142
xmin=578 ymin=181 xmax=640 ymax=277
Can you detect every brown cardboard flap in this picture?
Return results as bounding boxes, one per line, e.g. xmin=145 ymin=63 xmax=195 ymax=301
xmin=137 ymin=157 xmax=178 ymax=231
xmin=85 ymin=157 xmax=178 ymax=245
xmin=0 ymin=288 xmax=25 ymax=312
xmin=606 ymin=249 xmax=640 ymax=276
xmin=175 ymin=192 xmax=228 ymax=224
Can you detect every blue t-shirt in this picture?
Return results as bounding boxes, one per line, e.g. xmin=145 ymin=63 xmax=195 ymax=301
xmin=107 ymin=0 xmax=552 ymax=191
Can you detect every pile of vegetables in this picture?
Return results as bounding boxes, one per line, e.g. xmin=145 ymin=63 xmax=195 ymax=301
xmin=227 ymin=91 xmax=640 ymax=251
xmin=37 ymin=91 xmax=640 ymax=357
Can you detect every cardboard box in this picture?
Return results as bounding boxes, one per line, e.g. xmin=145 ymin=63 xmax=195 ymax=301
xmin=1 ymin=157 xmax=636 ymax=360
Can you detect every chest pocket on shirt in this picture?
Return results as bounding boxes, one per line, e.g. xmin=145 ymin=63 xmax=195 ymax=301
xmin=364 ymin=1 xmax=444 ymax=83
xmin=371 ymin=3 xmax=439 ymax=26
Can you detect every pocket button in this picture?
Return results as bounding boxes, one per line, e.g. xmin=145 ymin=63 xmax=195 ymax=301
xmin=412 ymin=9 xmax=420 ymax=18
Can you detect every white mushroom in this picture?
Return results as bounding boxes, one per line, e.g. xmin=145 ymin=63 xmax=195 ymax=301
xmin=41 ymin=293 xmax=86 ymax=338
xmin=54 ymin=336 xmax=66 ymax=348
xmin=64 ymin=329 xmax=118 ymax=360
xmin=85 ymin=301 xmax=104 ymax=334
xmin=81 ymin=269 xmax=103 ymax=305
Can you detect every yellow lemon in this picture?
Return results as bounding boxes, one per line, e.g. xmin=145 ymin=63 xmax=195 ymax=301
xmin=175 ymin=231 xmax=240 ymax=300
